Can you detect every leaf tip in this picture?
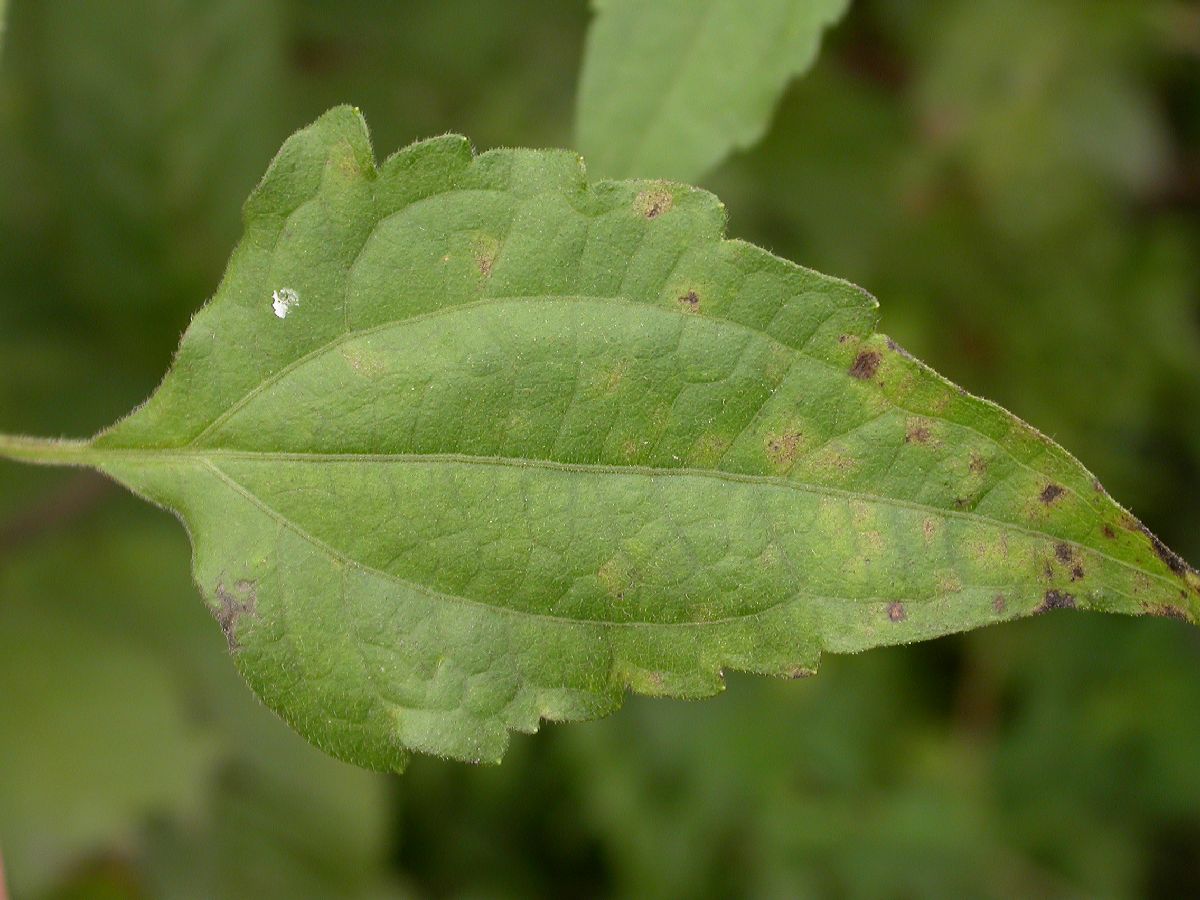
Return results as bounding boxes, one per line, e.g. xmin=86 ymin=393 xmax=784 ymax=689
xmin=243 ymin=104 xmax=376 ymax=220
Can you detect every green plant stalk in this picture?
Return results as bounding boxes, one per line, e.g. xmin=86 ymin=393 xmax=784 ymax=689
xmin=0 ymin=434 xmax=96 ymax=467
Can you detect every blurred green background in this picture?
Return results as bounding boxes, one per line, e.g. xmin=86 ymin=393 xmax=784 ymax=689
xmin=1 ymin=1 xmax=1199 ymax=897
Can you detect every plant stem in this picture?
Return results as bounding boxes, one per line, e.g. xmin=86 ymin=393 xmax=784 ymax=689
xmin=0 ymin=433 xmax=95 ymax=467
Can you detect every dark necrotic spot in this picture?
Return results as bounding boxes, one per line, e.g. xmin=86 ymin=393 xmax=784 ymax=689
xmin=1055 ymin=541 xmax=1073 ymax=563
xmin=1071 ymin=565 xmax=1085 ymax=581
xmin=1036 ymin=589 xmax=1076 ymax=614
xmin=678 ymin=290 xmax=700 ymax=312
xmin=766 ymin=431 xmax=802 ymax=468
xmin=905 ymin=424 xmax=931 ymax=444
xmin=1040 ymin=483 xmax=1065 ymax=504
xmin=849 ymin=350 xmax=881 ymax=380
xmin=636 ymin=188 xmax=673 ymax=219
xmin=885 ymin=337 xmax=915 ymax=360
xmin=993 ymin=594 xmax=1007 ymax=614
xmin=213 ymin=580 xmax=258 ymax=652
xmin=887 ymin=601 xmax=907 ymax=622
xmin=1102 ymin=524 xmax=1117 ymax=539
xmin=1139 ymin=523 xmax=1191 ymax=576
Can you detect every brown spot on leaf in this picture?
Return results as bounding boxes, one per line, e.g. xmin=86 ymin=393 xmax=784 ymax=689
xmin=849 ymin=350 xmax=881 ymax=380
xmin=1071 ymin=565 xmax=1085 ymax=581
xmin=786 ymin=666 xmax=815 ymax=679
xmin=1040 ymin=483 xmax=1065 ymax=504
xmin=598 ymin=556 xmax=637 ymax=601
xmin=969 ymin=452 xmax=987 ymax=475
xmin=838 ymin=334 xmax=852 ymax=344
xmin=471 ymin=234 xmax=501 ymax=279
xmin=1035 ymin=589 xmax=1076 ymax=614
xmin=805 ymin=447 xmax=858 ymax=475
xmin=887 ymin=601 xmax=907 ymax=622
xmin=635 ymin=188 xmax=673 ymax=219
xmin=1102 ymin=524 xmax=1117 ymax=539
xmin=993 ymin=594 xmax=1007 ymax=614
xmin=1138 ymin=523 xmax=1191 ymax=577
xmin=678 ymin=290 xmax=701 ymax=313
xmin=1141 ymin=602 xmax=1191 ymax=623
xmin=1054 ymin=542 xmax=1073 ymax=564
xmin=935 ymin=571 xmax=964 ymax=594
xmin=213 ymin=579 xmax=258 ymax=651
xmin=905 ymin=421 xmax=931 ymax=444
xmin=766 ymin=431 xmax=803 ymax=469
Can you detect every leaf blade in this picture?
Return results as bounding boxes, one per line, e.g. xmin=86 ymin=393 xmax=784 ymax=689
xmin=7 ymin=107 xmax=1197 ymax=771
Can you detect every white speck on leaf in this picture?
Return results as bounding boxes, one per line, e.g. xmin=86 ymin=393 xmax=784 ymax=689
xmin=272 ymin=288 xmax=300 ymax=319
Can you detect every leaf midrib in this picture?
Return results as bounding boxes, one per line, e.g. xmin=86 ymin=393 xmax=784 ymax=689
xmin=79 ymin=445 xmax=1172 ymax=596
xmin=201 ymin=459 xmax=1106 ymax=630
xmin=171 ymin=292 xmax=1110 ymax=534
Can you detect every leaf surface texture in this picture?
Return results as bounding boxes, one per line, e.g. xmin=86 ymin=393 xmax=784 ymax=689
xmin=7 ymin=108 xmax=1196 ymax=770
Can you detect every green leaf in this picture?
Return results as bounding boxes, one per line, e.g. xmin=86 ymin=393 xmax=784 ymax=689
xmin=575 ymin=0 xmax=849 ymax=181
xmin=0 ymin=496 xmax=395 ymax=896
xmin=0 ymin=0 xmax=288 ymax=340
xmin=1 ymin=107 xmax=1196 ymax=772
xmin=0 ymin=571 xmax=217 ymax=895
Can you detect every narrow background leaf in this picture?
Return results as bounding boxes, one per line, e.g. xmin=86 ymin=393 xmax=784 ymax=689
xmin=576 ymin=0 xmax=849 ymax=181
xmin=0 ymin=494 xmax=398 ymax=899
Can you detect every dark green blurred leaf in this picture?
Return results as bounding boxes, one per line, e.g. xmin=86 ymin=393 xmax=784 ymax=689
xmin=0 ymin=497 xmax=400 ymax=898
xmin=0 ymin=0 xmax=288 ymax=371
xmin=0 ymin=516 xmax=217 ymax=895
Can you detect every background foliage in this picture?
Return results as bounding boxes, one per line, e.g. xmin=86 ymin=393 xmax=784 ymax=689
xmin=1 ymin=1 xmax=1198 ymax=897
